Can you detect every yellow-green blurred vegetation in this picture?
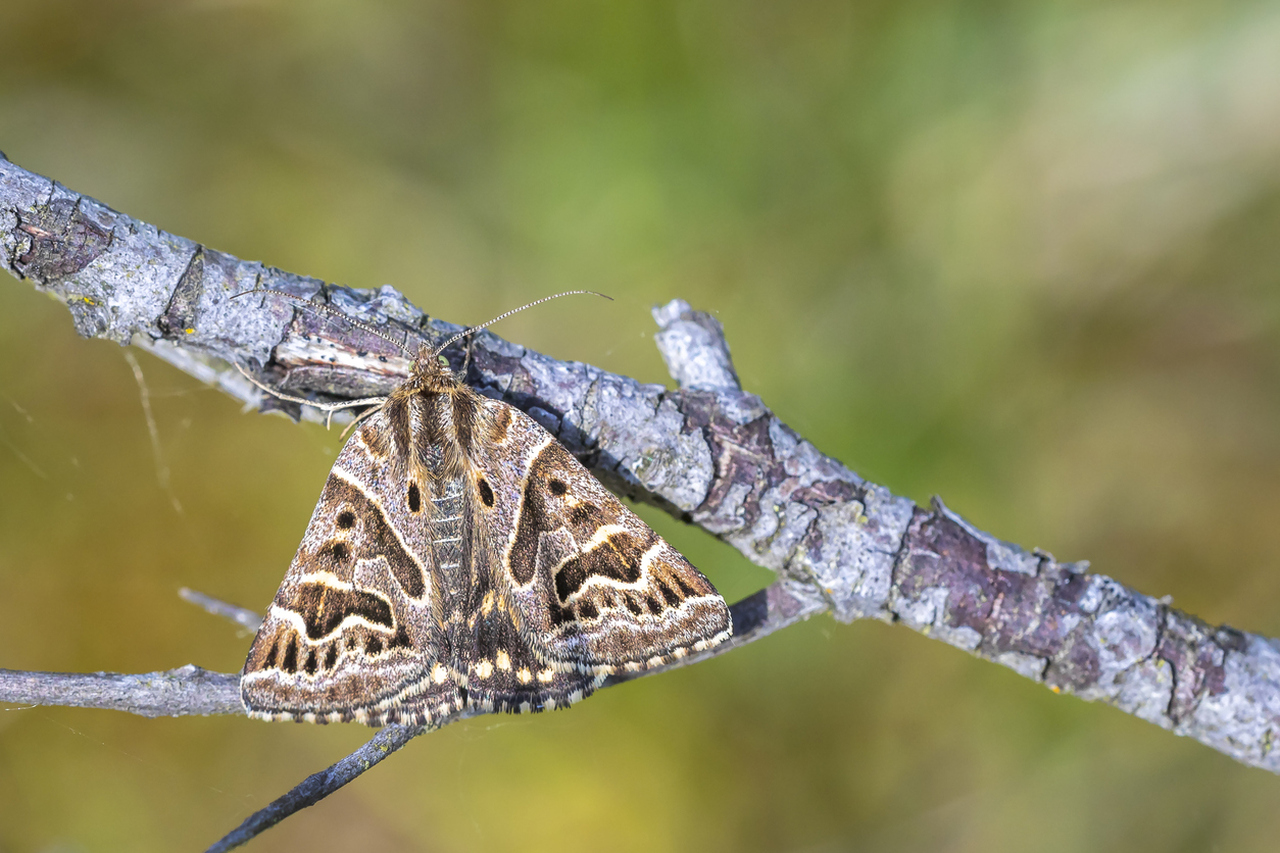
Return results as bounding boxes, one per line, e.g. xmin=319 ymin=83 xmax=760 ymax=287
xmin=2 ymin=1 xmax=1280 ymax=850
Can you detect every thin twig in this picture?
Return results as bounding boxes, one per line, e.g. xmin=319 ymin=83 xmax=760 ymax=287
xmin=179 ymin=588 xmax=264 ymax=633
xmin=205 ymin=723 xmax=432 ymax=853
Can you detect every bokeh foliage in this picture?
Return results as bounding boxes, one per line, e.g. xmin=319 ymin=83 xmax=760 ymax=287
xmin=2 ymin=1 xmax=1279 ymax=850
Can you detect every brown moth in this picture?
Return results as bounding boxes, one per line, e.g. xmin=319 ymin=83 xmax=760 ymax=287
xmin=241 ymin=309 xmax=732 ymax=725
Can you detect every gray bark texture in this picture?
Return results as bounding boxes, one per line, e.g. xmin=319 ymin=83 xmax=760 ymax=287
xmin=4 ymin=154 xmax=1280 ymax=776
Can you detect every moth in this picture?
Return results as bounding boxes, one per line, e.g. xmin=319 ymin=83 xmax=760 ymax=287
xmin=240 ymin=296 xmax=732 ymax=725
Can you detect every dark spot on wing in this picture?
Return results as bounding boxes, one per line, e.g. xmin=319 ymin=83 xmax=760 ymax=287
xmin=281 ymin=635 xmax=298 ymax=674
xmin=287 ymin=582 xmax=394 ymax=640
xmin=324 ymin=644 xmax=338 ymax=670
xmin=304 ymin=648 xmax=317 ymax=676
xmin=390 ymin=625 xmax=413 ymax=650
xmin=408 ymin=482 xmax=421 ymax=513
xmin=554 ymin=562 xmax=574 ymax=602
xmin=569 ymin=502 xmax=602 ymax=529
xmin=577 ymin=599 xmax=598 ymax=620
xmin=672 ymin=572 xmax=701 ymax=597
xmin=553 ymin=532 xmax=646 ymax=602
xmin=549 ymin=600 xmax=574 ymax=627
xmin=477 ymin=477 xmax=495 ymax=508
xmin=366 ymin=636 xmax=383 ymax=655
xmin=336 ymin=511 xmax=356 ymax=529
xmin=330 ymin=542 xmax=350 ymax=562
xmin=549 ymin=479 xmax=567 ymax=496
xmin=264 ymin=638 xmax=279 ymax=669
xmin=657 ymin=579 xmax=682 ymax=607
xmin=315 ymin=477 xmax=426 ymax=598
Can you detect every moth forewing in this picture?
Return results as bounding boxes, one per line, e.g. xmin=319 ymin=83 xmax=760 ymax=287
xmin=241 ymin=416 xmax=460 ymax=725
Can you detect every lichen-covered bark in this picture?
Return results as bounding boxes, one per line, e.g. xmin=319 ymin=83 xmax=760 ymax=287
xmin=4 ymin=154 xmax=1279 ymax=773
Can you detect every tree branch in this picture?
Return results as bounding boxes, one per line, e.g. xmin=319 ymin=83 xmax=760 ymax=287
xmin=179 ymin=587 xmax=265 ymax=633
xmin=0 ymin=665 xmax=243 ymax=717
xmin=5 ymin=154 xmax=1280 ymax=846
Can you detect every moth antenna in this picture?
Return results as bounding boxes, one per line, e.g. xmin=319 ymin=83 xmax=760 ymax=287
xmin=232 ymin=287 xmax=414 ymax=358
xmin=430 ymin=290 xmax=612 ymax=358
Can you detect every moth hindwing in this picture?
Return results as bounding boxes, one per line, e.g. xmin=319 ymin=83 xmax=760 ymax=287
xmin=241 ymin=339 xmax=732 ymax=725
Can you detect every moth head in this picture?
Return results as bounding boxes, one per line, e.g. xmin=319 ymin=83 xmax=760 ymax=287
xmin=406 ymin=346 xmax=461 ymax=394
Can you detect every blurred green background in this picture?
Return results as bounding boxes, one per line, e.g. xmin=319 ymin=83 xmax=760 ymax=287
xmin=2 ymin=1 xmax=1280 ymax=850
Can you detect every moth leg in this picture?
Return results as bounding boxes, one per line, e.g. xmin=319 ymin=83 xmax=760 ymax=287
xmin=234 ymin=363 xmax=388 ymax=428
xmin=337 ymin=404 xmax=382 ymax=440
xmin=459 ymin=331 xmax=478 ymax=382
